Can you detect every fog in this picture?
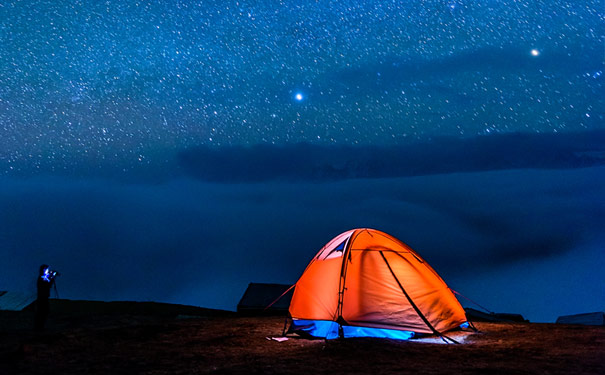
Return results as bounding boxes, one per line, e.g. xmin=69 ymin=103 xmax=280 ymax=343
xmin=1 ymin=160 xmax=603 ymax=322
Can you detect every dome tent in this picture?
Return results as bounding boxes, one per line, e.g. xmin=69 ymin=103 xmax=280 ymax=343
xmin=287 ymin=228 xmax=468 ymax=340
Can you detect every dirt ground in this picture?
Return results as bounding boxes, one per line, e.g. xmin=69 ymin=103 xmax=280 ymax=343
xmin=0 ymin=302 xmax=604 ymax=374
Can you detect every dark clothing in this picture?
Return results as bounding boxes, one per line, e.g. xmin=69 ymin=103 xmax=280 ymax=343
xmin=37 ymin=277 xmax=52 ymax=299
xmin=34 ymin=276 xmax=53 ymax=331
xmin=34 ymin=299 xmax=50 ymax=331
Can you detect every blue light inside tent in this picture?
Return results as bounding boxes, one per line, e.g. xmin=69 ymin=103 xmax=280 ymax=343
xmin=291 ymin=319 xmax=415 ymax=340
xmin=460 ymin=322 xmax=470 ymax=329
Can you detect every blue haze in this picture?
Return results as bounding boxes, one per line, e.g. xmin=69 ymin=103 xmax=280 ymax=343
xmin=0 ymin=1 xmax=604 ymax=322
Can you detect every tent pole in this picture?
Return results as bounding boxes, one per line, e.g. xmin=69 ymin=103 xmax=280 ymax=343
xmin=379 ymin=251 xmax=456 ymax=343
xmin=282 ymin=314 xmax=291 ymax=336
xmin=334 ymin=230 xmax=358 ymax=338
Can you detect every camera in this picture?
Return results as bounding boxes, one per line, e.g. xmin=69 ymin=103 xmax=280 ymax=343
xmin=42 ymin=267 xmax=60 ymax=282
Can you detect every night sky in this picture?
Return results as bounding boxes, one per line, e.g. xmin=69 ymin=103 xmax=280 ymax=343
xmin=1 ymin=1 xmax=603 ymax=322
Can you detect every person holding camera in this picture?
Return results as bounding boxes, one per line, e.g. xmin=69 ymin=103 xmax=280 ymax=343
xmin=34 ymin=264 xmax=59 ymax=331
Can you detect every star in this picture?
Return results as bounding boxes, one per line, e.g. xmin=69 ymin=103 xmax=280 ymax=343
xmin=0 ymin=0 xmax=602 ymax=152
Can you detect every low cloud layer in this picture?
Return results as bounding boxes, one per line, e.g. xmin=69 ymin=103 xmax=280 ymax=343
xmin=1 ymin=163 xmax=603 ymax=322
xmin=178 ymin=130 xmax=605 ymax=182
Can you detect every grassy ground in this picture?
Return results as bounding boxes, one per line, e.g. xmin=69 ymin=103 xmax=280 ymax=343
xmin=1 ymin=300 xmax=603 ymax=374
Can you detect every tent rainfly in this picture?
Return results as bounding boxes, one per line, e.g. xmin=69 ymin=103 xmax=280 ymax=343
xmin=556 ymin=312 xmax=605 ymax=326
xmin=287 ymin=228 xmax=468 ymax=340
xmin=0 ymin=291 xmax=36 ymax=311
xmin=237 ymin=283 xmax=294 ymax=315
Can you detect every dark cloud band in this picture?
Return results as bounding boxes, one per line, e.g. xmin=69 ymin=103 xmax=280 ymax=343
xmin=178 ymin=130 xmax=605 ymax=182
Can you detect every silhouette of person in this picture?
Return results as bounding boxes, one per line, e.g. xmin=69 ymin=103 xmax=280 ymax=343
xmin=34 ymin=264 xmax=57 ymax=331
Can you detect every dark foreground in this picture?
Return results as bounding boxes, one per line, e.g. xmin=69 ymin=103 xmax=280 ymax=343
xmin=1 ymin=300 xmax=604 ymax=374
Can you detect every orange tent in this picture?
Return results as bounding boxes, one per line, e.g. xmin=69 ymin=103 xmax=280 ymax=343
xmin=288 ymin=228 xmax=467 ymax=339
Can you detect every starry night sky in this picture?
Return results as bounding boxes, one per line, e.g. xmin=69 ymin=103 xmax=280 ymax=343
xmin=0 ymin=1 xmax=604 ymax=322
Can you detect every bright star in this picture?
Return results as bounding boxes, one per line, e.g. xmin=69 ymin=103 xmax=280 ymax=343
xmin=295 ymin=93 xmax=304 ymax=101
xmin=530 ymin=49 xmax=540 ymax=56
